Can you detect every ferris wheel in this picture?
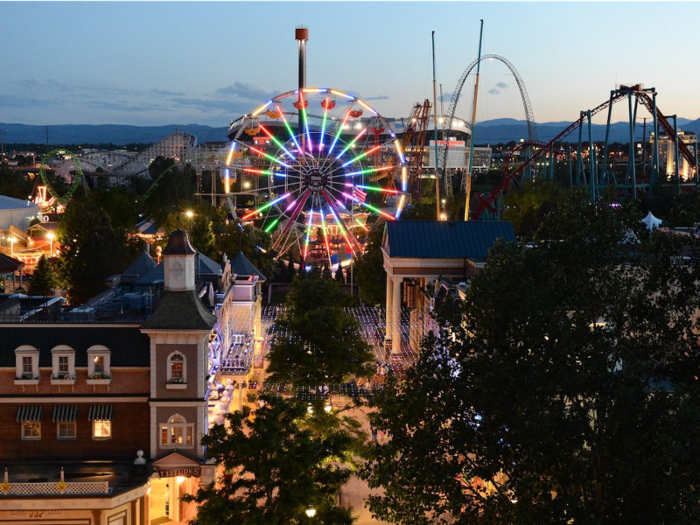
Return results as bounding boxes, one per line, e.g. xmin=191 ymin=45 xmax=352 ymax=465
xmin=224 ymin=87 xmax=408 ymax=261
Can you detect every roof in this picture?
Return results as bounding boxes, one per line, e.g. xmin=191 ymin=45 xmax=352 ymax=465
xmin=121 ymin=251 xmax=157 ymax=279
xmin=196 ymin=252 xmax=222 ymax=276
xmin=0 ymin=194 xmax=37 ymax=211
xmin=163 ymin=229 xmax=196 ymax=255
xmin=0 ymin=325 xmax=151 ymax=367
xmin=135 ymin=219 xmax=163 ymax=236
xmin=0 ymin=253 xmax=25 ymax=273
xmin=231 ymin=252 xmax=266 ymax=282
xmin=383 ymin=220 xmax=515 ymax=262
xmin=141 ymin=289 xmax=216 ymax=331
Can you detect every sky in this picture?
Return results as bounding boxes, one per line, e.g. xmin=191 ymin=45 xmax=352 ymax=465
xmin=1 ymin=1 xmax=699 ymax=135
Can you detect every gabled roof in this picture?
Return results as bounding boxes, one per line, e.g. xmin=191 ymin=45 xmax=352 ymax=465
xmin=122 ymin=251 xmax=157 ymax=279
xmin=141 ymin=290 xmax=216 ymax=331
xmin=0 ymin=194 xmax=37 ymax=211
xmin=231 ymin=252 xmax=266 ymax=282
xmin=0 ymin=253 xmax=25 ymax=274
xmin=383 ymin=220 xmax=515 ymax=262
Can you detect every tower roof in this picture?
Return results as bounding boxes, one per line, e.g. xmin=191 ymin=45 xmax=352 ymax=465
xmin=141 ymin=289 xmax=216 ymax=331
xmin=231 ymin=251 xmax=266 ymax=282
xmin=163 ymin=229 xmax=196 ymax=255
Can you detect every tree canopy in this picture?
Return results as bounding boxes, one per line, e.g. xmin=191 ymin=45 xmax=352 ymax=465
xmin=266 ymin=271 xmax=374 ymax=387
xmin=363 ymin=192 xmax=700 ymax=524
xmin=28 ymin=256 xmax=57 ymax=296
xmin=184 ymin=394 xmax=359 ymax=525
xmin=354 ymin=219 xmax=386 ymax=306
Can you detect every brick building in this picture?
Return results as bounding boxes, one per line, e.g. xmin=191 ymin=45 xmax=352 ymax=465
xmin=0 ymin=230 xmax=263 ymax=524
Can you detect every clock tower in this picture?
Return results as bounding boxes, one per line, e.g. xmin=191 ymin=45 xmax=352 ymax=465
xmin=162 ymin=229 xmax=196 ymax=291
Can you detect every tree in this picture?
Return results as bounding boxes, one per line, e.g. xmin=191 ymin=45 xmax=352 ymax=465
xmin=266 ymin=271 xmax=374 ymax=387
xmin=57 ymin=200 xmax=139 ymax=305
xmin=0 ymin=165 xmax=33 ymax=200
xmin=217 ymin=220 xmax=278 ymax=281
xmin=354 ymin=219 xmax=385 ymax=305
xmin=143 ymin=157 xmax=196 ymax=225
xmin=501 ymin=179 xmax=567 ymax=238
xmin=184 ymin=394 xmax=358 ymax=524
xmin=363 ymin=192 xmax=700 ymax=524
xmin=28 ymin=256 xmax=57 ymax=296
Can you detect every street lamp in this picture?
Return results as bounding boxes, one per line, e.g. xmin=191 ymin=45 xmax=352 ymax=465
xmin=305 ymin=506 xmax=317 ymax=518
xmin=47 ymin=232 xmax=54 ymax=255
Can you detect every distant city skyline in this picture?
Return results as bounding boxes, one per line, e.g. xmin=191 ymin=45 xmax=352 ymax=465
xmin=2 ymin=2 xmax=698 ymax=140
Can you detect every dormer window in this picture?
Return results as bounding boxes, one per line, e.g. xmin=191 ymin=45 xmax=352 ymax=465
xmin=87 ymin=345 xmax=111 ymax=379
xmin=14 ymin=346 xmax=39 ymax=385
xmin=51 ymin=345 xmax=76 ymax=384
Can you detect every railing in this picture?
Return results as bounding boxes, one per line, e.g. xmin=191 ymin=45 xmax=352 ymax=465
xmin=0 ymin=481 xmax=110 ymax=496
xmin=0 ymin=313 xmax=148 ymax=324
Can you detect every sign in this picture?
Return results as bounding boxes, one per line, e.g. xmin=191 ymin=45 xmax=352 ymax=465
xmin=155 ymin=466 xmax=201 ymax=478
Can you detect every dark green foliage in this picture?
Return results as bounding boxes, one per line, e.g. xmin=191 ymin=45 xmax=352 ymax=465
xmin=354 ymin=220 xmax=385 ymax=305
xmin=57 ymin=200 xmax=139 ymax=305
xmin=89 ymin=186 xmax=143 ymax=230
xmin=183 ymin=394 xmax=358 ymax=525
xmin=216 ymin=220 xmax=277 ymax=281
xmin=364 ymin=192 xmax=700 ymax=524
xmin=266 ymin=271 xmax=374 ymax=387
xmin=502 ymin=179 xmax=567 ymax=238
xmin=0 ymin=165 xmax=33 ymax=200
xmin=143 ymin=157 xmax=196 ymax=225
xmin=28 ymin=256 xmax=57 ymax=296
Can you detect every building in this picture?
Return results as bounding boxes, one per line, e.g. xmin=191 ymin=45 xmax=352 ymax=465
xmin=0 ymin=230 xmax=265 ymax=524
xmin=381 ymin=220 xmax=515 ymax=353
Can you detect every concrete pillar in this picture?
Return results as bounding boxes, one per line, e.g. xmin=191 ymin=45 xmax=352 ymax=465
xmin=385 ymin=273 xmax=393 ymax=342
xmin=666 ymin=140 xmax=674 ymax=177
xmin=391 ymin=277 xmax=402 ymax=354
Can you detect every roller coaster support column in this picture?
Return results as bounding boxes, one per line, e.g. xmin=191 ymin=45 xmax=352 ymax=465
xmin=602 ymin=91 xmax=614 ymax=185
xmin=695 ymin=142 xmax=699 ymax=191
xmin=587 ymin=110 xmax=596 ymax=204
xmin=568 ymin=146 xmax=573 ymax=187
xmin=576 ymin=112 xmax=585 ymax=186
xmin=432 ymin=31 xmax=441 ymax=220
xmin=627 ymin=92 xmax=638 ymax=199
xmin=465 ymin=19 xmax=484 ymax=221
xmin=673 ymin=115 xmax=680 ymax=191
xmin=652 ymin=91 xmax=659 ymax=191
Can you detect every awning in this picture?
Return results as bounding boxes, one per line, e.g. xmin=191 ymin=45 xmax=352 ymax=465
xmin=52 ymin=405 xmax=79 ymax=422
xmin=16 ymin=405 xmax=42 ymax=422
xmin=88 ymin=405 xmax=113 ymax=421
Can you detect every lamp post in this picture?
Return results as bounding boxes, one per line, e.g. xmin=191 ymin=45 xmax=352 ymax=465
xmin=305 ymin=506 xmax=316 ymax=518
xmin=47 ymin=232 xmax=54 ymax=256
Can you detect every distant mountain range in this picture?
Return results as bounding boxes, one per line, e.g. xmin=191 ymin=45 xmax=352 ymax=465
xmin=2 ymin=118 xmax=699 ymax=147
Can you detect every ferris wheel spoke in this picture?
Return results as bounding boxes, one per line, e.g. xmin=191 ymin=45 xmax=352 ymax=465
xmin=340 ymin=145 xmax=381 ymax=168
xmin=240 ymin=192 xmax=293 ymax=221
xmin=318 ymin=206 xmax=333 ymax=267
xmin=277 ymin=105 xmax=304 ymax=157
xmin=259 ymin=124 xmax=298 ymax=161
xmin=318 ymin=95 xmax=332 ymax=154
xmin=298 ymin=91 xmax=313 ymax=154
xmin=321 ymin=189 xmax=361 ymax=254
xmin=272 ymin=189 xmax=312 ymax=253
xmin=325 ymin=109 xmax=353 ymax=160
xmin=303 ymin=207 xmax=315 ymax=259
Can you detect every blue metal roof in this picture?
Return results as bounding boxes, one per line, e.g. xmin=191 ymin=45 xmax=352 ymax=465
xmin=383 ymin=221 xmax=515 ymax=261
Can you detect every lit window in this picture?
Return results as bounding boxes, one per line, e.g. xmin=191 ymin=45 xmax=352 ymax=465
xmin=93 ymin=420 xmax=111 ymax=439
xmin=87 ymin=346 xmax=111 ymax=378
xmin=58 ymin=421 xmax=76 ymax=440
xmin=21 ymin=421 xmax=41 ymax=440
xmin=93 ymin=355 xmax=105 ymax=374
xmin=160 ymin=414 xmax=194 ymax=448
xmin=170 ymin=354 xmax=184 ymax=379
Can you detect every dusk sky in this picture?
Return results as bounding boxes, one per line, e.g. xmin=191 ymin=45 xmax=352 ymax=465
xmin=2 ymin=2 xmax=698 ymax=134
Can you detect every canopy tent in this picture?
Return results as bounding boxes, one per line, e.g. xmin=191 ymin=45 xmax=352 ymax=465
xmin=641 ymin=212 xmax=662 ymax=230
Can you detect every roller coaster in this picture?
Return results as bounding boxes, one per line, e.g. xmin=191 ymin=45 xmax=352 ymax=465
xmin=471 ymin=84 xmax=699 ymax=220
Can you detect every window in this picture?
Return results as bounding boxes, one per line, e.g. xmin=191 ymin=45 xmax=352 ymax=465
xmin=87 ymin=346 xmax=111 ymax=378
xmin=93 ymin=420 xmax=111 ymax=439
xmin=14 ymin=346 xmax=39 ymax=381
xmin=58 ymin=421 xmax=76 ymax=440
xmin=93 ymin=355 xmax=105 ymax=374
xmin=22 ymin=356 xmax=33 ymax=376
xmin=160 ymin=414 xmax=194 ymax=448
xmin=170 ymin=354 xmax=184 ymax=379
xmin=51 ymin=345 xmax=75 ymax=381
xmin=22 ymin=421 xmax=41 ymax=440
xmin=58 ymin=356 xmax=69 ymax=375
xmin=88 ymin=405 xmax=113 ymax=440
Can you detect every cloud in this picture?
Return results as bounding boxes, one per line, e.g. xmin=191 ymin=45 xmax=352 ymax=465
xmin=496 ymin=82 xmax=509 ymax=89
xmin=85 ymin=100 xmax=166 ymax=113
xmin=151 ymin=88 xmax=185 ymax=97
xmin=488 ymin=88 xmax=500 ymax=95
xmin=170 ymin=97 xmax=248 ymax=115
xmin=0 ymin=94 xmax=54 ymax=108
xmin=216 ymin=82 xmax=275 ymax=101
xmin=364 ymin=95 xmax=390 ymax=101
